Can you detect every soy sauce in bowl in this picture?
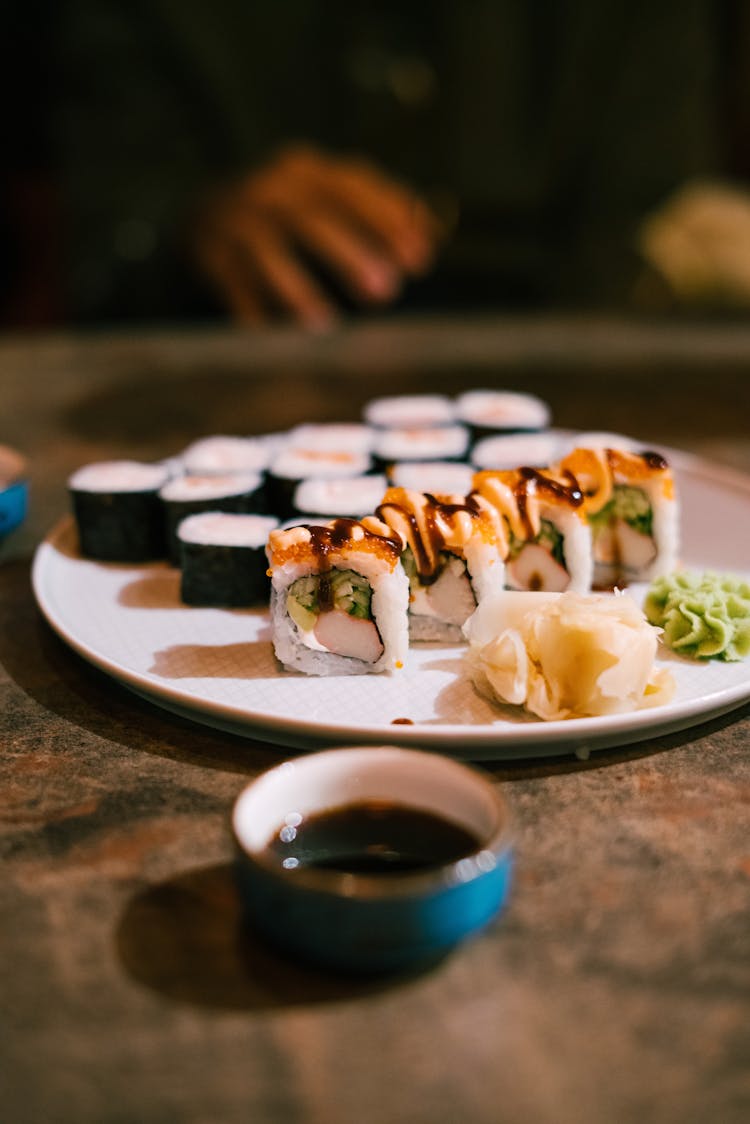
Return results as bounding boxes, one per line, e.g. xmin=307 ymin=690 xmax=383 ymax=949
xmin=232 ymin=746 xmax=514 ymax=973
xmin=264 ymin=800 xmax=481 ymax=875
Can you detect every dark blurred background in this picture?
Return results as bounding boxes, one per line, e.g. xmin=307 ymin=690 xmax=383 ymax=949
xmin=4 ymin=0 xmax=750 ymax=330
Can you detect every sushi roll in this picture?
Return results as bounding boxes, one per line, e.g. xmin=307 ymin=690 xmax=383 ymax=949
xmin=471 ymin=431 xmax=563 ymax=471
xmin=285 ymin=422 xmax=375 ymax=455
xmin=292 ymin=474 xmax=388 ymax=522
xmin=472 ymin=466 xmax=592 ymax=593
xmin=455 ymin=389 xmax=551 ymax=442
xmin=558 ymin=446 xmax=679 ymax=588
xmin=266 ymin=517 xmax=409 ymax=675
xmin=159 ymin=471 xmax=266 ymax=565
xmin=68 ymin=459 xmax=173 ymax=562
xmin=388 ymin=460 xmax=474 ymax=496
xmin=266 ymin=447 xmax=372 ymax=520
xmin=376 ymin=487 xmax=507 ymax=642
xmin=363 ymin=393 xmax=456 ymax=429
xmin=372 ymin=425 xmax=470 ymax=473
xmin=177 ymin=511 xmax=279 ymax=607
xmin=179 ymin=435 xmax=272 ymax=476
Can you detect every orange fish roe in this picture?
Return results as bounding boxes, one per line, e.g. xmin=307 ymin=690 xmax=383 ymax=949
xmin=267 ymin=518 xmax=402 ymax=570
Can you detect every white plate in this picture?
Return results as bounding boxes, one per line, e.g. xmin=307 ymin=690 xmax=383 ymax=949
xmin=31 ymin=450 xmax=750 ymax=759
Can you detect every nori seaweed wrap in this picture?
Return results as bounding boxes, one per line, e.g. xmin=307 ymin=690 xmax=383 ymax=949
xmin=178 ymin=511 xmax=279 ymax=606
xmin=68 ymin=460 xmax=172 ymax=562
xmin=266 ymin=448 xmax=371 ymax=521
xmin=159 ymin=471 xmax=266 ymax=565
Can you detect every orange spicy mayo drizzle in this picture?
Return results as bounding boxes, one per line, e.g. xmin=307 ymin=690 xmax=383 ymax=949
xmin=513 ymin=467 xmax=583 ymax=539
xmin=472 ymin=466 xmax=584 ymax=542
xmin=376 ymin=487 xmax=502 ymax=583
xmin=605 ymin=449 xmax=673 ymax=498
xmin=558 ymin=448 xmax=672 ymax=514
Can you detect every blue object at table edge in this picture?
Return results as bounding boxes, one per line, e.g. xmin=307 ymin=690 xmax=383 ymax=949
xmin=0 ymin=479 xmax=29 ymax=539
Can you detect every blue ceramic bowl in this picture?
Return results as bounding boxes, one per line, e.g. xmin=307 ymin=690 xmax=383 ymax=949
xmin=0 ymin=445 xmax=29 ymax=542
xmin=232 ymin=745 xmax=513 ymax=974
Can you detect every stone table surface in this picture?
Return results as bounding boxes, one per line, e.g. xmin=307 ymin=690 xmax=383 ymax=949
xmin=1 ymin=314 xmax=749 ymax=1124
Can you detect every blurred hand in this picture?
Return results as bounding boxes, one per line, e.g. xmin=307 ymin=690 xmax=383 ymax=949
xmin=191 ymin=145 xmax=440 ymax=328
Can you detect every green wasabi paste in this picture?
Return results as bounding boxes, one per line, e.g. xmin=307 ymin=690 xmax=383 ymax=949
xmin=644 ymin=571 xmax=750 ymax=661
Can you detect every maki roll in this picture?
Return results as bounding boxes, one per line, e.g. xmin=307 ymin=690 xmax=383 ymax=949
xmin=285 ymin=423 xmax=375 ymax=455
xmin=376 ymin=487 xmax=507 ymax=642
xmin=69 ymin=460 xmax=173 ymax=562
xmin=292 ymin=474 xmax=388 ymax=522
xmin=177 ymin=511 xmax=279 ymax=607
xmin=388 ymin=460 xmax=474 ymax=496
xmin=159 ymin=471 xmax=266 ymax=564
xmin=363 ymin=393 xmax=456 ymax=429
xmin=179 ymin=435 xmax=272 ymax=475
xmin=471 ymin=431 xmax=563 ymax=472
xmin=454 ymin=389 xmax=551 ymax=442
xmin=559 ymin=446 xmax=679 ymax=587
xmin=472 ymin=466 xmax=592 ymax=593
xmin=372 ymin=425 xmax=470 ymax=473
xmin=266 ymin=447 xmax=372 ymax=520
xmin=266 ymin=517 xmax=409 ymax=675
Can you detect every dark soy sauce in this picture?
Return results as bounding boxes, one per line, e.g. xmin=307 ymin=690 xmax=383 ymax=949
xmin=266 ymin=800 xmax=481 ymax=875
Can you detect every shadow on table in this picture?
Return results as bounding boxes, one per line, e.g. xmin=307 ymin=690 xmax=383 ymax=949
xmin=116 ymin=862 xmax=434 ymax=1010
xmin=0 ymin=559 xmax=282 ymax=775
xmin=480 ymin=701 xmax=750 ymax=781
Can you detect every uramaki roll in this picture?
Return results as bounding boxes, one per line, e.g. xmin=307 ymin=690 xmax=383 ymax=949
xmin=376 ymin=487 xmax=507 ymax=642
xmin=266 ymin=517 xmax=409 ymax=675
xmin=472 ymin=466 xmax=593 ymax=594
xmin=559 ymin=446 xmax=679 ymax=588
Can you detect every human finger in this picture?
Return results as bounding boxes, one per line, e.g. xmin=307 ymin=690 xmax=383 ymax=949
xmin=287 ymin=203 xmax=403 ymax=303
xmin=231 ymin=216 xmax=339 ymax=329
xmin=194 ymin=230 xmax=267 ymax=324
xmin=284 ymin=150 xmax=440 ymax=272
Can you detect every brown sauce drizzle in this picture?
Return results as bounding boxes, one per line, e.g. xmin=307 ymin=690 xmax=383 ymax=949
xmin=377 ymin=502 xmax=426 ymax=575
xmin=300 ymin=518 xmax=402 ymax=609
xmin=305 ymin=518 xmax=401 ymax=559
xmin=377 ymin=493 xmax=485 ymax=584
xmin=511 ymin=467 xmax=583 ymax=540
xmin=641 ymin=451 xmax=669 ymax=470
